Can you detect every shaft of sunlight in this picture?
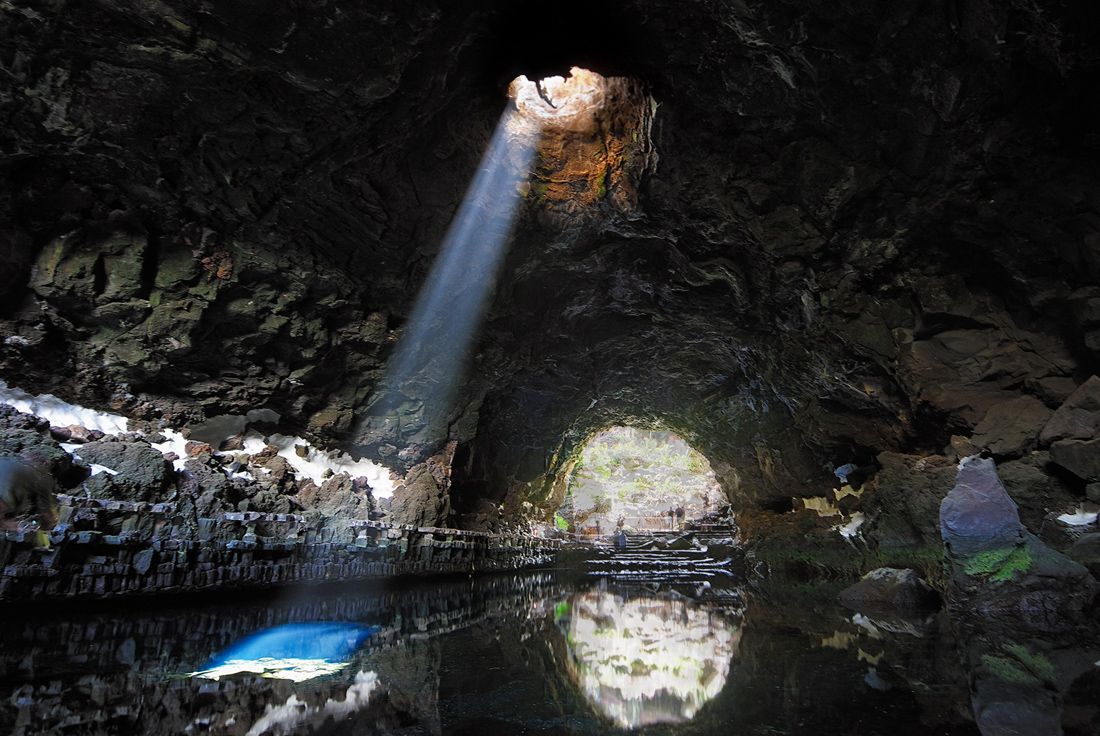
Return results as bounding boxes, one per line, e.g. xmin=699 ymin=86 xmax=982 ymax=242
xmin=367 ymin=106 xmax=540 ymax=433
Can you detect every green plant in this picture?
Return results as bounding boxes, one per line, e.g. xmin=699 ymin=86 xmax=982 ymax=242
xmin=981 ymin=654 xmax=1038 ymax=685
xmin=1001 ymin=643 xmax=1055 ymax=685
xmin=963 ymin=545 xmax=1032 ymax=582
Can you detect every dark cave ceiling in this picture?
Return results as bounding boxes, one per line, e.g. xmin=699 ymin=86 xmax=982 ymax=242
xmin=1 ymin=0 xmax=1099 ymax=520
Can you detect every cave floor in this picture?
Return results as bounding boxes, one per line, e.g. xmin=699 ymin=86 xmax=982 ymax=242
xmin=0 ymin=571 xmax=992 ymax=736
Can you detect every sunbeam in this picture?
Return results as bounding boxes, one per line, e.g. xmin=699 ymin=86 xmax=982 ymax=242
xmin=362 ymin=105 xmax=541 ymax=438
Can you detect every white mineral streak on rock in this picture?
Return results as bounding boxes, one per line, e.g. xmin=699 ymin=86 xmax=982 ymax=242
xmin=0 ymin=379 xmax=129 ymax=434
xmin=149 ymin=429 xmax=190 ymax=471
xmin=1 ymin=380 xmax=395 ymax=496
xmin=265 ymin=433 xmax=395 ymax=497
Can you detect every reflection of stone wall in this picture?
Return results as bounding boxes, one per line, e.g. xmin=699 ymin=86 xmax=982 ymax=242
xmin=1 ymin=573 xmax=567 ymax=735
xmin=0 ymin=494 xmax=561 ymax=601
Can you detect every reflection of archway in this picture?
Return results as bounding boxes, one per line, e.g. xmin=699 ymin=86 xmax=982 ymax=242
xmin=556 ymin=587 xmax=741 ymax=728
xmin=558 ymin=426 xmax=722 ymax=536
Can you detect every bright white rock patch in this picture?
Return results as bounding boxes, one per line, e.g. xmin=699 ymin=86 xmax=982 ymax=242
xmin=1 ymin=380 xmax=395 ymax=497
xmin=1057 ymin=507 xmax=1098 ymax=526
xmin=149 ymin=429 xmax=190 ymax=471
xmin=0 ymin=379 xmax=129 ymax=435
xmin=833 ymin=512 xmax=866 ymax=539
xmin=265 ymin=433 xmax=394 ymax=498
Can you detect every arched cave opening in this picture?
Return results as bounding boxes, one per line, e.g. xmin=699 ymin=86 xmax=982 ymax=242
xmin=555 ymin=426 xmax=725 ymax=538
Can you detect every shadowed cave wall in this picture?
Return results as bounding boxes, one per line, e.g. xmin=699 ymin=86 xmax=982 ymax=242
xmin=1 ymin=0 xmax=1099 ymax=539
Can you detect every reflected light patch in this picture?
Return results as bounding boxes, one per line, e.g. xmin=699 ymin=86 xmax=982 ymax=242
xmin=192 ymin=622 xmax=378 ymax=683
xmin=561 ymin=590 xmax=740 ymax=728
xmin=193 ymin=657 xmax=350 ymax=683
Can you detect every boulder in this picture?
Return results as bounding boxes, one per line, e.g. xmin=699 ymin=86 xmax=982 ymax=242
xmin=996 ymin=452 xmax=1079 ymax=533
xmin=78 ymin=438 xmax=171 ymax=502
xmin=390 ymin=464 xmax=450 ymax=528
xmin=839 ymin=567 xmax=939 ymax=614
xmin=940 ymin=457 xmax=1025 ymax=557
xmin=866 ymin=452 xmax=956 ymax=548
xmin=945 ymin=435 xmax=979 ymax=462
xmin=1068 ymin=532 xmax=1100 ymax=576
xmin=1039 ymin=375 xmax=1100 ymax=445
xmin=971 ymin=396 xmax=1051 ymax=457
xmin=940 ymin=457 xmax=1096 ymax=630
xmin=298 ymin=473 xmax=373 ymax=520
xmin=1049 ymin=438 xmax=1100 ymax=482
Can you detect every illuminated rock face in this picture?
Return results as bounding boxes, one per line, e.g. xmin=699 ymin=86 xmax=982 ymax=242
xmin=563 ymin=589 xmax=740 ymax=728
xmin=508 ymin=68 xmax=655 ymax=216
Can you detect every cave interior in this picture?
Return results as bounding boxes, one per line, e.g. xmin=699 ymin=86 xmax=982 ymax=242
xmin=2 ymin=1 xmax=1100 ymax=734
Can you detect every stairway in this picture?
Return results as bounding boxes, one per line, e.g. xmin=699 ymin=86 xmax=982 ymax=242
xmin=579 ymin=527 xmax=739 ymax=582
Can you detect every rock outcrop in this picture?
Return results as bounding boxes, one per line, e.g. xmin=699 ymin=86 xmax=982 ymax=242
xmin=940 ymin=457 xmax=1095 ymax=629
xmin=941 ymin=457 xmax=1100 ymax=736
xmin=838 ymin=567 xmax=939 ymax=615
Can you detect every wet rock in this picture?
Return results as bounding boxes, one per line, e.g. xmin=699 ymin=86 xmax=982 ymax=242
xmin=1049 ymin=439 xmax=1100 ymax=482
xmin=0 ymin=230 xmax=34 ymax=310
xmin=940 ymin=457 xmax=1025 ymax=557
xmin=246 ymin=486 xmax=298 ymax=514
xmin=971 ymin=396 xmax=1051 ymax=458
xmin=839 ymin=567 xmax=939 ymax=614
xmin=1028 ymin=376 xmax=1079 ymax=407
xmin=220 ymin=434 xmax=245 ymax=452
xmin=184 ymin=441 xmax=213 ymax=457
xmin=1039 ymin=376 xmax=1100 ymax=445
xmin=971 ymin=679 xmax=1063 ymax=736
xmin=0 ymin=407 xmax=76 ymax=480
xmin=256 ymin=455 xmax=297 ymax=492
xmin=0 ymin=405 xmax=49 ymax=433
xmin=836 ymin=492 xmax=861 ymax=515
xmin=50 ymin=425 xmax=104 ymax=444
xmin=181 ymin=458 xmax=236 ymax=507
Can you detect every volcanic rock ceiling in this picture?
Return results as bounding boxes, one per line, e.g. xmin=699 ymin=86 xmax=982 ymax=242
xmin=1 ymin=0 xmax=1099 ymax=524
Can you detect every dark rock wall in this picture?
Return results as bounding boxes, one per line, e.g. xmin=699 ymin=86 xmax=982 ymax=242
xmin=2 ymin=1 xmax=1099 ymax=529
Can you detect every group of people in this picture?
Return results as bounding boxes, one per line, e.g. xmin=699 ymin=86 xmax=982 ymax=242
xmin=666 ymin=505 xmax=686 ymax=530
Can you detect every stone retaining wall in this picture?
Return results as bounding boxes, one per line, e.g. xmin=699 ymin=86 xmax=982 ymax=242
xmin=0 ymin=494 xmax=561 ymax=601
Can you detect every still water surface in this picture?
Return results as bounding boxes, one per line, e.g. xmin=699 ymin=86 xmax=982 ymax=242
xmin=0 ymin=573 xmax=979 ymax=735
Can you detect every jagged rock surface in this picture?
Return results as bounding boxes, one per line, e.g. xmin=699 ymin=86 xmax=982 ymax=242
xmin=0 ymin=1 xmax=1097 ymax=532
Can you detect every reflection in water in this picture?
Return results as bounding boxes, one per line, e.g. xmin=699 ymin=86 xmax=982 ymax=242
xmin=192 ymin=622 xmax=379 ymax=682
xmin=245 ymin=671 xmax=380 ymax=736
xmin=560 ymin=588 xmax=741 ymax=728
xmin=0 ymin=574 xmax=992 ymax=735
